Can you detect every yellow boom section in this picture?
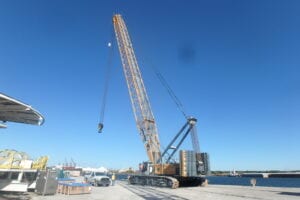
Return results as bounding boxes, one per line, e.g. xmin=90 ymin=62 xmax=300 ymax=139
xmin=113 ymin=15 xmax=161 ymax=164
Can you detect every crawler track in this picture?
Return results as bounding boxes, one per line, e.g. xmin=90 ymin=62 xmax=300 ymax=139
xmin=128 ymin=175 xmax=179 ymax=189
xmin=128 ymin=175 xmax=206 ymax=188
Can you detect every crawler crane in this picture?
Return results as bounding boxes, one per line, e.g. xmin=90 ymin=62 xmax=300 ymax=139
xmin=112 ymin=14 xmax=206 ymax=188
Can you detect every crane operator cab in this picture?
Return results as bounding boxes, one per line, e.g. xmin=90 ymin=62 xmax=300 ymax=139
xmin=98 ymin=123 xmax=104 ymax=133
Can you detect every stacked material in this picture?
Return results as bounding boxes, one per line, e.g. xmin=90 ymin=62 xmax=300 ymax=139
xmin=57 ymin=179 xmax=91 ymax=195
xmin=180 ymin=150 xmax=197 ymax=177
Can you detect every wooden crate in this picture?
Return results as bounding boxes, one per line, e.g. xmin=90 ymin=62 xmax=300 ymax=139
xmin=57 ymin=178 xmax=75 ymax=194
xmin=58 ymin=183 xmax=91 ymax=195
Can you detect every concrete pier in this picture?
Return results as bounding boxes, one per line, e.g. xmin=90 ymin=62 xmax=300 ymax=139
xmin=242 ymin=172 xmax=300 ymax=178
xmin=27 ymin=180 xmax=300 ymax=200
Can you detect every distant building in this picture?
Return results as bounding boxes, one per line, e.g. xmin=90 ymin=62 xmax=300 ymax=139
xmin=118 ymin=167 xmax=134 ymax=173
xmin=201 ymin=152 xmax=211 ymax=175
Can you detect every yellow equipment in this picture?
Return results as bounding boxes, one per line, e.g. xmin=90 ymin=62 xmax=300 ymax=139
xmin=0 ymin=149 xmax=48 ymax=170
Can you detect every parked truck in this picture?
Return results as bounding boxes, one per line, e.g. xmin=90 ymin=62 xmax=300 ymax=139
xmin=84 ymin=171 xmax=111 ymax=187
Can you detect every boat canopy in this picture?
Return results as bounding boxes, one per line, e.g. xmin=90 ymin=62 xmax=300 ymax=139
xmin=0 ymin=93 xmax=44 ymax=127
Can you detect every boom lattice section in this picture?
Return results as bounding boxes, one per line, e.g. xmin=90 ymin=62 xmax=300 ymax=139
xmin=113 ymin=15 xmax=161 ymax=164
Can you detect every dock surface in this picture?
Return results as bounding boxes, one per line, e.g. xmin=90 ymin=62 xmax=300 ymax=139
xmin=1 ymin=180 xmax=299 ymax=200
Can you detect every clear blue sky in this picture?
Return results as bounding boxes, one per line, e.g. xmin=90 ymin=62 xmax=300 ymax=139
xmin=1 ymin=0 xmax=299 ymax=171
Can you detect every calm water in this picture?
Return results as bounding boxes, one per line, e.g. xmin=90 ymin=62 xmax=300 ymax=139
xmin=116 ymin=174 xmax=300 ymax=188
xmin=207 ymin=176 xmax=300 ymax=188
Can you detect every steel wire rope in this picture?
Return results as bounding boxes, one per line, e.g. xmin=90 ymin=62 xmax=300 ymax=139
xmin=142 ymin=58 xmax=201 ymax=160
xmin=139 ymin=58 xmax=189 ymax=163
xmin=148 ymin=63 xmax=201 ymax=155
xmin=144 ymin=59 xmax=188 ymax=120
xmin=98 ymin=29 xmax=115 ymax=133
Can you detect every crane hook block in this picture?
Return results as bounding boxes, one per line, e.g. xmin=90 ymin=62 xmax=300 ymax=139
xmin=98 ymin=123 xmax=104 ymax=133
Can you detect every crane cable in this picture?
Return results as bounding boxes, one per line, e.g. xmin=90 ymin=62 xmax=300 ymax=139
xmin=98 ymin=31 xmax=115 ymax=133
xmin=148 ymin=62 xmax=188 ymax=120
xmin=153 ymin=65 xmax=200 ymax=154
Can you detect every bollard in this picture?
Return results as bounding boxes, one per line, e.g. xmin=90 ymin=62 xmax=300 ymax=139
xmin=250 ymin=178 xmax=256 ymax=187
xmin=201 ymin=179 xmax=209 ymax=186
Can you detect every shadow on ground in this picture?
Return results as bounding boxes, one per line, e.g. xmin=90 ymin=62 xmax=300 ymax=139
xmin=0 ymin=192 xmax=31 ymax=200
xmin=279 ymin=192 xmax=300 ymax=196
